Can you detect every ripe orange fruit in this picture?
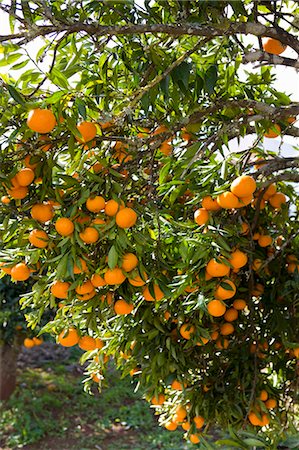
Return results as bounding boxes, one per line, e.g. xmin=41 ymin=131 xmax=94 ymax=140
xmin=27 ymin=108 xmax=56 ymax=133
xmin=175 ymin=405 xmax=187 ymax=420
xmin=79 ymin=227 xmax=99 ymax=244
xmin=265 ymin=398 xmax=277 ymax=409
xmin=7 ymin=186 xmax=28 ymax=199
xmin=264 ymin=124 xmax=281 ymax=138
xmin=181 ymin=421 xmax=191 ymax=431
xmin=215 ymin=279 xmax=236 ymax=300
xmin=1 ymin=195 xmax=10 ymax=204
xmin=202 ymin=195 xmax=221 ymax=211
xmin=77 ymin=290 xmax=96 ymax=301
xmin=128 ymin=271 xmax=148 ymax=286
xmin=105 ymin=199 xmax=123 ymax=216
xmin=151 ymin=393 xmax=165 ymax=405
xmin=216 ymin=191 xmax=239 ymax=209
xmin=91 ymin=273 xmax=106 ymax=287
xmin=76 ymin=121 xmax=97 ymax=143
xmin=224 ymin=308 xmax=238 ymax=322
xmin=104 ymin=267 xmax=126 ymax=285
xmin=258 ymin=235 xmax=272 ymax=247
xmin=193 ymin=415 xmax=204 ymax=429
xmin=215 ymin=338 xmax=229 ymax=349
xmin=248 ymin=411 xmax=262 ymax=426
xmin=263 ymin=183 xmax=277 ymax=200
xmin=236 ymin=195 xmax=253 ymax=208
xmin=220 ymin=323 xmax=234 ymax=336
xmin=73 ymin=257 xmax=88 ymax=274
xmin=114 ymin=299 xmax=134 ymax=315
xmin=24 ymin=154 xmax=39 ymax=169
xmin=121 ymin=253 xmax=138 ymax=272
xmin=15 ymin=168 xmax=35 ymax=186
xmin=171 ymin=380 xmax=185 ymax=391
xmin=31 ymin=203 xmax=54 ymax=223
xmin=92 ymin=217 xmax=106 ymax=226
xmin=142 ymin=284 xmax=164 ymax=301
xmin=75 ymin=280 xmax=94 ymax=295
xmin=180 ymin=323 xmax=195 ymax=340
xmin=262 ymin=37 xmax=287 ymax=55
xmin=207 ymin=300 xmax=226 ymax=317
xmin=78 ymin=336 xmax=96 ymax=351
xmin=51 ymin=281 xmax=70 ymax=299
xmin=29 ymin=229 xmax=49 ymax=248
xmin=159 ymin=141 xmax=172 ymax=156
xmin=165 ymin=421 xmax=178 ymax=431
xmin=189 ymin=434 xmax=200 ymax=444
xmin=241 ymin=222 xmax=250 ymax=235
xmin=206 ymin=258 xmax=230 ymax=277
xmin=11 ymin=263 xmax=31 ymax=281
xmin=231 ymin=175 xmax=256 ymax=198
xmin=229 ymin=249 xmax=248 ymax=269
xmin=269 ymin=192 xmax=286 ymax=209
xmin=233 ymin=299 xmax=246 ymax=310
xmin=32 ymin=337 xmax=43 ymax=346
xmin=0 ymin=262 xmax=12 ymax=274
xmin=58 ymin=328 xmax=80 ymax=347
xmin=194 ymin=208 xmax=209 ymax=226
xmin=24 ymin=338 xmax=35 ymax=348
xmin=259 ymin=390 xmax=268 ymax=401
xmin=95 ymin=338 xmax=104 ymax=349
xmin=55 ymin=217 xmax=74 ymax=236
xmin=252 ymin=259 xmax=262 ymax=271
xmin=86 ymin=196 xmax=105 ymax=212
xmin=115 ymin=207 xmax=137 ymax=228
xmin=196 ymin=337 xmax=209 ymax=346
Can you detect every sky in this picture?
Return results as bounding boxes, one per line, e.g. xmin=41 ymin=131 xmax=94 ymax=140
xmin=0 ymin=7 xmax=298 ymax=158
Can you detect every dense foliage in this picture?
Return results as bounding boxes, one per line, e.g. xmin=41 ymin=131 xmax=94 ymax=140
xmin=0 ymin=1 xmax=298 ymax=447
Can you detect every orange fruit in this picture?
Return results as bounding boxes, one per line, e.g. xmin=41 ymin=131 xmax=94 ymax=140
xmin=265 ymin=398 xmax=277 ymax=409
xmin=92 ymin=217 xmax=106 ymax=226
xmin=11 ymin=263 xmax=31 ymax=281
xmin=7 ymin=186 xmax=28 ymax=199
xmin=165 ymin=421 xmax=177 ymax=431
xmin=263 ymin=183 xmax=277 ymax=200
xmin=15 ymin=168 xmax=35 ymax=186
xmin=91 ymin=273 xmax=106 ymax=287
xmin=73 ymin=257 xmax=88 ymax=274
xmin=264 ymin=124 xmax=281 ymax=138
xmin=95 ymin=338 xmax=104 ymax=349
xmin=224 ymin=308 xmax=238 ymax=322
xmin=75 ymin=280 xmax=94 ymax=295
xmin=189 ymin=434 xmax=200 ymax=444
xmin=252 ymin=259 xmax=262 ymax=271
xmin=31 ymin=203 xmax=54 ymax=222
xmin=151 ymin=394 xmax=165 ymax=405
xmin=79 ymin=227 xmax=99 ymax=243
xmin=181 ymin=421 xmax=191 ymax=431
xmin=86 ymin=196 xmax=105 ymax=212
xmin=236 ymin=195 xmax=253 ymax=208
xmin=142 ymin=284 xmax=164 ymax=301
xmin=51 ymin=280 xmax=70 ymax=299
xmin=220 ymin=323 xmax=234 ymax=336
xmin=1 ymin=195 xmax=10 ymax=204
xmin=216 ymin=192 xmax=239 ymax=209
xmin=121 ymin=253 xmax=138 ymax=272
xmin=27 ymin=108 xmax=56 ymax=133
xmin=196 ymin=337 xmax=209 ymax=346
xmin=32 ymin=337 xmax=43 ymax=346
xmin=229 ymin=249 xmax=248 ymax=269
xmin=193 ymin=415 xmax=204 ymax=429
xmin=24 ymin=154 xmax=39 ymax=170
xmin=159 ymin=141 xmax=172 ymax=156
xmin=215 ymin=279 xmax=236 ymax=300
xmin=24 ymin=338 xmax=35 ymax=348
xmin=260 ymin=414 xmax=270 ymax=426
xmin=175 ymin=405 xmax=187 ymax=420
xmin=77 ymin=290 xmax=96 ymax=301
xmin=58 ymin=328 xmax=79 ymax=347
xmin=180 ymin=323 xmax=195 ymax=340
xmin=37 ymin=134 xmax=52 ymax=151
xmin=128 ymin=271 xmax=148 ymax=286
xmin=206 ymin=258 xmax=230 ymax=277
xmin=114 ymin=299 xmax=134 ymax=315
xmin=231 ymin=175 xmax=256 ymax=198
xmin=104 ymin=267 xmax=126 ymax=285
xmin=202 ymin=196 xmax=221 ymax=211
xmin=258 ymin=235 xmax=272 ymax=247
xmin=287 ymin=263 xmax=299 ymax=274
xmin=171 ymin=380 xmax=185 ymax=391
xmin=76 ymin=121 xmax=97 ymax=143
xmin=215 ymin=338 xmax=229 ymax=349
xmin=55 ymin=217 xmax=74 ymax=236
xmin=248 ymin=411 xmax=262 ymax=426
xmin=0 ymin=262 xmax=12 ymax=275
xmin=207 ymin=300 xmax=226 ymax=317
xmin=78 ymin=336 xmax=96 ymax=351
xmin=233 ymin=299 xmax=246 ymax=310
xmin=262 ymin=37 xmax=287 ymax=55
xmin=115 ymin=207 xmax=137 ymax=228
xmin=241 ymin=222 xmax=250 ymax=235
xmin=105 ymin=199 xmax=122 ymax=216
xmin=194 ymin=208 xmax=209 ymax=226
xmin=259 ymin=390 xmax=268 ymax=401
xmin=269 ymin=192 xmax=286 ymax=209
xmin=29 ymin=229 xmax=49 ymax=248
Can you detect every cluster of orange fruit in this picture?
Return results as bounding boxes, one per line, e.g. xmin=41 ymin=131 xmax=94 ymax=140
xmin=248 ymin=390 xmax=278 ymax=427
xmin=23 ymin=336 xmax=43 ymax=348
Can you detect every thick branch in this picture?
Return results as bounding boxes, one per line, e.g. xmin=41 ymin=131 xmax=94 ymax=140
xmin=0 ymin=22 xmax=298 ymax=53
xmin=243 ymin=51 xmax=299 ymax=68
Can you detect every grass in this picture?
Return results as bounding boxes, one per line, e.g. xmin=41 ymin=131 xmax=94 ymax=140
xmin=0 ymin=347 xmax=192 ymax=450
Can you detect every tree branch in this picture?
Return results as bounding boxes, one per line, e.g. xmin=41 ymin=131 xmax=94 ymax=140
xmin=243 ymin=51 xmax=299 ymax=68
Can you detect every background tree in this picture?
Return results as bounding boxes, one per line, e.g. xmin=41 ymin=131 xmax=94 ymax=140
xmin=0 ymin=0 xmax=298 ymax=447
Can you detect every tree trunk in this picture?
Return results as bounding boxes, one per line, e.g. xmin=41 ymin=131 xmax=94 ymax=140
xmin=0 ymin=343 xmax=19 ymax=401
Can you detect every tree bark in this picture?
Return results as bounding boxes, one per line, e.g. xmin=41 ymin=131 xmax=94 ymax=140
xmin=0 ymin=343 xmax=19 ymax=401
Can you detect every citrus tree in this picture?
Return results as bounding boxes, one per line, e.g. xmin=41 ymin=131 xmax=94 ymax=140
xmin=0 ymin=0 xmax=299 ymax=446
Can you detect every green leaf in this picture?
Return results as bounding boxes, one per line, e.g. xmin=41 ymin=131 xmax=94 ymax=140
xmin=204 ymin=65 xmax=218 ymax=94
xmin=7 ymin=84 xmax=26 ymax=107
xmin=108 ymin=245 xmax=119 ymax=269
xmin=243 ymin=438 xmax=266 ymax=447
